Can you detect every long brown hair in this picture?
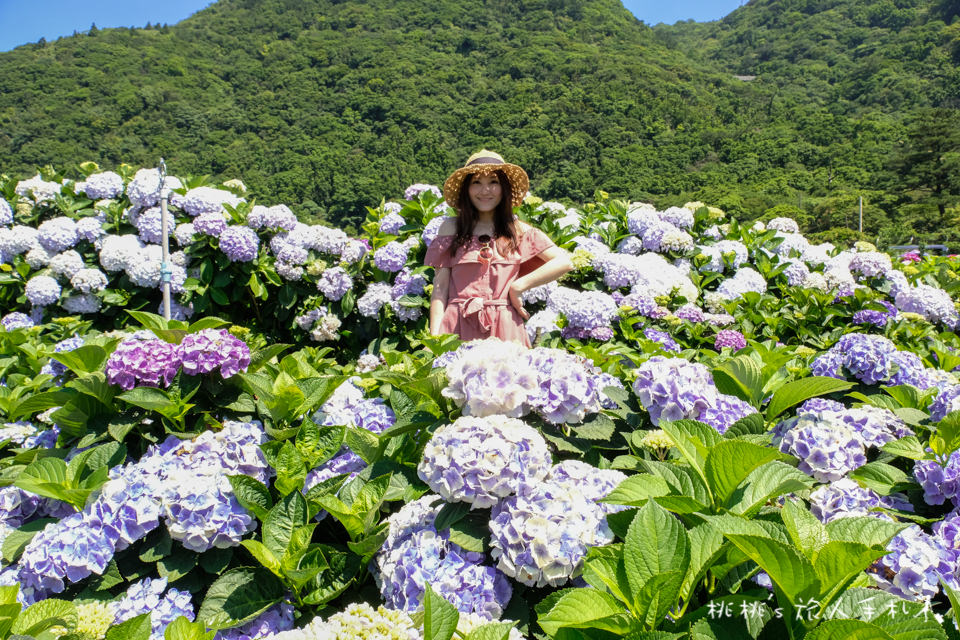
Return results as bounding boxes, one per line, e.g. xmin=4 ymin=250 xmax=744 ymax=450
xmin=448 ymin=170 xmax=520 ymax=257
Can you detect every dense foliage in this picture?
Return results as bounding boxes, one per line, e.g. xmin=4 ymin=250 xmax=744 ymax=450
xmin=5 ymin=164 xmax=960 ymax=639
xmin=0 ymin=0 xmax=958 ymax=243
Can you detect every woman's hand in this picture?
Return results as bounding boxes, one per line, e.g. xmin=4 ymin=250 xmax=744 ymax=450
xmin=508 ymin=283 xmax=530 ymax=320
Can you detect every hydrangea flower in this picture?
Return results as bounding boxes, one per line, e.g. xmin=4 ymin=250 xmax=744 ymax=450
xmin=422 ymin=215 xmax=449 ymax=248
xmin=914 ymin=452 xmax=960 ymax=506
xmin=15 ymin=175 xmax=60 ymax=203
xmin=80 ymin=171 xmax=124 ymax=199
xmin=269 ymin=603 xmax=418 ymax=640
xmin=1 ymin=312 xmax=34 ymax=330
xmin=714 ymin=329 xmax=747 ymax=351
xmin=774 ymin=414 xmax=867 ymax=482
xmin=811 ymin=333 xmax=937 ymax=389
xmin=404 ymin=183 xmax=441 ymax=200
xmin=357 ymin=282 xmax=393 ymax=317
xmin=526 ymin=347 xmax=603 ymax=423
xmin=660 ymin=206 xmax=695 ymax=229
xmin=0 ymin=198 xmax=12 ymax=226
xmin=548 ymin=287 xmax=618 ymax=331
xmin=374 ymin=496 xmax=511 ymax=618
xmin=194 ymin=211 xmax=229 ymax=237
xmin=70 ymin=268 xmax=109 ymax=294
xmin=643 ymin=327 xmax=680 ymax=352
xmin=247 ymin=204 xmax=297 ymax=231
xmin=18 ymin=510 xmax=118 ymax=593
xmin=181 ymin=186 xmax=242 ymax=217
xmin=849 ymin=252 xmax=892 ymax=279
xmin=714 ymin=267 xmax=767 ymax=301
xmin=526 ymin=309 xmax=560 ymax=342
xmin=180 ymin=329 xmax=250 ymax=378
xmin=49 ymin=250 xmax=84 ymax=278
xmin=174 ymin=223 xmax=196 ymax=246
xmin=766 ymin=217 xmax=799 ymax=233
xmin=809 ymin=478 xmax=884 ymax=523
xmin=873 ymin=525 xmax=953 ymax=602
xmin=441 ymin=339 xmax=538 ymax=418
xmin=126 ymin=169 xmax=182 ymax=208
xmin=37 ymin=217 xmax=79 ymax=253
xmin=113 ymin=577 xmax=195 ymax=640
xmin=25 ymin=275 xmax=61 ymax=307
xmin=490 ymin=477 xmax=614 ymax=588
xmin=895 ymin=284 xmax=959 ymax=328
xmin=852 ymin=301 xmax=898 ymax=327
xmin=373 ymin=241 xmax=410 ymax=273
xmin=219 ymin=226 xmax=260 ymax=262
xmin=0 ymin=225 xmax=40 ymax=256
xmin=317 ymin=267 xmax=353 ymax=301
xmin=99 ymin=234 xmax=143 ymax=272
xmin=216 ymin=604 xmax=295 ymax=640
xmin=697 ymin=393 xmax=757 ymax=434
xmin=931 ymin=385 xmax=960 ymax=423
xmin=632 ymin=356 xmax=716 ymax=425
xmin=379 ymin=212 xmax=406 ymax=235
xmin=418 ymin=415 xmax=552 ymax=508
xmin=75 ymin=601 xmax=115 ymax=640
xmin=63 ymin=293 xmax=102 ymax=314
xmin=105 ymin=338 xmax=182 ymax=390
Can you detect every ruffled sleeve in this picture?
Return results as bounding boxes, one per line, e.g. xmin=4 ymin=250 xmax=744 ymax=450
xmin=424 ymin=235 xmax=456 ymax=269
xmin=520 ymin=228 xmax=556 ymax=261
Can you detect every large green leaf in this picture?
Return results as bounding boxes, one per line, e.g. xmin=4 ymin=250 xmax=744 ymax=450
xmin=765 ymin=377 xmax=854 ymax=420
xmin=196 ymin=567 xmax=285 ymax=630
xmin=724 ymin=534 xmax=819 ymax=602
xmin=848 ymin=462 xmax=909 ymax=495
xmin=712 ymin=355 xmax=764 ymax=406
xmin=659 ymin=420 xmax=721 ymax=482
xmin=423 ymin=583 xmax=459 ymax=640
xmin=703 ymin=440 xmax=780 ymax=504
xmin=881 ymin=436 xmax=927 ymax=460
xmin=680 ymin=524 xmax=725 ymax=601
xmin=603 ymin=474 xmax=670 ymax=506
xmin=227 ymin=475 xmax=273 ymax=520
xmin=642 ymin=460 xmax=711 ymax=509
xmin=262 ymin=491 xmax=308 ymax=557
xmin=51 ymin=345 xmax=108 ymax=376
xmin=537 ymin=588 xmax=628 ymax=636
xmin=781 ymin=498 xmax=828 ymax=557
xmin=105 ymin=613 xmax=153 ymax=640
xmin=623 ymin=501 xmax=690 ymax=605
xmin=811 ymin=541 xmax=886 ymax=604
xmin=463 ymin=622 xmax=517 ymax=640
xmin=12 ymin=598 xmax=76 ymax=636
xmin=803 ymin=620 xmax=894 ymax=640
xmin=632 ymin=570 xmax=684 ymax=629
xmin=727 ymin=461 xmax=814 ymax=516
xmin=581 ymin=546 xmax=631 ymax=607
xmin=164 ymin=616 xmax=216 ymax=640
xmin=825 ymin=518 xmax=908 ymax=548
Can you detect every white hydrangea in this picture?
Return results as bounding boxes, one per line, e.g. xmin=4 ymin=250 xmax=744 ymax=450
xmin=441 ymin=339 xmax=538 ymax=418
xmin=62 ymin=294 xmax=102 ymax=314
xmin=99 ymin=235 xmax=143 ymax=272
xmin=659 ymin=228 xmax=694 ymax=253
xmin=766 ymin=217 xmax=799 ymax=233
xmin=15 ymin=175 xmax=60 ymax=203
xmin=24 ymin=246 xmax=56 ymax=269
xmin=80 ymin=172 xmax=124 ymax=199
xmin=48 ymin=250 xmax=84 ymax=278
xmin=268 ymin=603 xmax=419 ymax=640
xmin=70 ymin=268 xmax=109 ymax=294
xmin=181 ymin=186 xmax=242 ymax=217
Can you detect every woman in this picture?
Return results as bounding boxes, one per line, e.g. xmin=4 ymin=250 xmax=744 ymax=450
xmin=425 ymin=150 xmax=573 ymax=347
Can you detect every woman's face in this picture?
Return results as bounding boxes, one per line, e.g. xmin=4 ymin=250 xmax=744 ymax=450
xmin=467 ymin=173 xmax=502 ymax=213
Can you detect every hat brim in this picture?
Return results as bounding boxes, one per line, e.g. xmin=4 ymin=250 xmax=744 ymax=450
xmin=443 ymin=163 xmax=529 ymax=209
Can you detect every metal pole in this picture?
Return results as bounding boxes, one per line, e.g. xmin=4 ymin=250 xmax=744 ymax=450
xmin=158 ymin=159 xmax=172 ymax=321
xmin=858 ymin=196 xmax=863 ymax=233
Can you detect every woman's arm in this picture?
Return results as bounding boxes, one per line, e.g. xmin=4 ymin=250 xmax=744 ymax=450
xmin=429 ymin=266 xmax=451 ymax=335
xmin=508 ymin=245 xmax=573 ymax=319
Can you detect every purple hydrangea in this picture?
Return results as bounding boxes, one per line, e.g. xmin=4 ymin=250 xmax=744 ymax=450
xmin=215 ymin=604 xmax=295 ymax=640
xmin=809 ymin=478 xmax=883 ymax=523
xmin=895 ymin=284 xmax=959 ymax=328
xmin=631 ymin=356 xmax=716 ymax=425
xmin=698 ymin=393 xmax=757 ymax=434
xmin=105 ymin=338 xmax=182 ymax=390
xmin=422 ymin=215 xmax=449 ymax=248
xmin=194 ymin=212 xmax=229 ymax=237
xmin=113 ymin=577 xmax=196 ymax=640
xmin=25 ymin=275 xmax=61 ymax=307
xmin=0 ymin=198 xmax=13 ymax=226
xmin=219 ymin=226 xmax=259 ymax=262
xmin=357 ymin=282 xmax=394 ymax=317
xmin=674 ymin=303 xmax=704 ymax=322
xmin=914 ymin=452 xmax=960 ymax=506
xmin=317 ymin=267 xmax=353 ymax=301
xmin=526 ymin=347 xmax=603 ymax=424
xmin=417 ymin=415 xmax=552 ymax=508
xmin=810 ymin=333 xmax=934 ymax=388
xmin=874 ymin=526 xmax=953 ymax=602
xmin=247 ymin=205 xmax=297 ymax=231
xmin=714 ymin=329 xmax=747 ymax=351
xmin=180 ymin=329 xmax=250 ymax=378
xmin=1 ymin=312 xmax=33 ymax=331
xmin=373 ymin=241 xmax=411 ymax=273
xmin=374 ymin=495 xmax=511 ymax=619
xmin=37 ymin=217 xmax=79 ymax=253
xmin=548 ymin=287 xmax=618 ymax=331
xmin=931 ymin=385 xmax=960 ymax=423
xmin=379 ymin=212 xmax=406 ymax=235
xmin=18 ymin=511 xmax=118 ymax=593
xmin=853 ymin=300 xmax=898 ymax=327
xmin=774 ymin=414 xmax=867 ymax=482
xmin=643 ymin=327 xmax=680 ymax=352
xmin=849 ymin=252 xmax=892 ymax=279
xmin=404 ymin=183 xmax=442 ymax=200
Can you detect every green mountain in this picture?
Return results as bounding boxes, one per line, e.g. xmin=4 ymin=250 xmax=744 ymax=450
xmin=0 ymin=0 xmax=957 ymax=242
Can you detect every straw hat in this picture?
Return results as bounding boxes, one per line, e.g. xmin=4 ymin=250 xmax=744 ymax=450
xmin=443 ymin=150 xmax=530 ymax=209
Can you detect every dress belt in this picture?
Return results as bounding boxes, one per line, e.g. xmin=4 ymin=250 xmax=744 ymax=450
xmin=450 ymin=297 xmax=509 ymax=332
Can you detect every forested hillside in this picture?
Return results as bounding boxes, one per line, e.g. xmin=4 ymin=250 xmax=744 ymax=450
xmin=0 ymin=0 xmax=958 ymax=243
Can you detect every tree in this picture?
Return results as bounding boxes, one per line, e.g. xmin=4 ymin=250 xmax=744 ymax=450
xmin=890 ymin=108 xmax=960 ymax=229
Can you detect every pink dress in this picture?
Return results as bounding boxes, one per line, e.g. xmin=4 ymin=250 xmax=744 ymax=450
xmin=424 ymin=228 xmax=556 ymax=347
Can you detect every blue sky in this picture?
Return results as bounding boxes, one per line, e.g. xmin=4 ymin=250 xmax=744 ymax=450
xmin=0 ymin=0 xmax=746 ymax=52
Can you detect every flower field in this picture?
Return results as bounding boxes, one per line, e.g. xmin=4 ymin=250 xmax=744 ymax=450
xmin=3 ymin=163 xmax=960 ymax=640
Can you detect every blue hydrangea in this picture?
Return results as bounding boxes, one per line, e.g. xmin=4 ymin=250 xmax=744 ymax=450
xmin=215 ymin=603 xmax=295 ymax=640
xmin=357 ymin=282 xmax=393 ymax=317
xmin=80 ymin=171 xmax=124 ymax=199
xmin=774 ymin=414 xmax=867 ymax=482
xmin=914 ymin=452 xmax=960 ymax=506
xmin=417 ymin=415 xmax=552 ymax=508
xmin=895 ymin=284 xmax=959 ymax=329
xmin=404 ymin=184 xmax=441 ymax=200
xmin=373 ymin=241 xmax=410 ymax=273
xmin=631 ymin=356 xmax=716 ymax=425
xmin=182 ymin=187 xmax=242 ymax=217
xmin=113 ymin=577 xmax=196 ymax=640
xmin=809 ymin=478 xmax=885 ymax=523
xmin=18 ymin=511 xmax=118 ymax=593
xmin=874 ymin=525 xmax=953 ymax=602
xmin=0 ymin=198 xmax=12 ymax=226
xmin=527 ymin=347 xmax=603 ymax=424
xmin=37 ymin=217 xmax=79 ymax=253
xmin=25 ymin=275 xmax=61 ymax=307
xmin=643 ymin=327 xmax=680 ymax=352
xmin=2 ymin=312 xmax=35 ymax=331
xmin=441 ymin=339 xmax=538 ymax=418
xmin=810 ymin=333 xmax=936 ymax=388
xmin=698 ymin=393 xmax=757 ymax=434
xmin=931 ymin=385 xmax=960 ymax=423
xmin=194 ymin=212 xmax=229 ymax=237
xmin=219 ymin=226 xmax=260 ymax=262
xmin=374 ymin=495 xmax=511 ymax=619
xmin=379 ymin=212 xmax=406 ymax=235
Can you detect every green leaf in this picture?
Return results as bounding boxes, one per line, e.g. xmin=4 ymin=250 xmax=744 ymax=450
xmin=105 ymin=613 xmax=152 ymax=640
xmin=273 ymin=441 xmax=307 ymax=496
xmin=825 ymin=517 xmax=908 ymax=548
xmin=126 ymin=310 xmax=171 ymax=333
xmin=248 ymin=343 xmax=292 ymax=373
xmin=680 ymin=524 xmax=724 ymax=601
xmin=433 ymin=502 xmax=471 ymax=532
xmin=196 ymin=567 xmax=285 ymax=630
xmin=727 ymin=460 xmax=814 ymax=517
xmin=2 ymin=518 xmax=56 ymax=563
xmin=659 ymin=420 xmax=720 ymax=484
xmin=881 ymin=436 xmax=927 ymax=460
xmin=931 ymin=412 xmax=960 ymax=457
xmin=812 ymin=540 xmax=886 ymax=603
xmin=537 ymin=588 xmax=628 ymax=636
xmin=240 ymin=540 xmax=282 ymax=576
xmin=723 ymin=413 xmax=766 ymax=438
xmin=848 ymin=462 xmax=909 ymax=495
xmin=14 ymin=457 xmax=89 ymax=508
xmin=117 ymin=387 xmax=175 ymax=412
xmin=164 ymin=616 xmax=215 ymax=640
xmin=572 ymin=414 xmax=616 ymax=439
xmin=582 ymin=546 xmax=631 ymax=607
xmin=602 ymin=474 xmax=670 ymax=506
xmin=632 ymin=571 xmax=684 ymax=629
xmin=623 ymin=501 xmax=690 ymax=605
xmin=712 ymin=355 xmax=764 ymax=406
xmin=187 ymin=317 xmax=232 ymax=332
xmin=765 ymin=377 xmax=854 ymax=420
xmin=158 ymin=550 xmax=198 ymax=583
xmin=345 ymin=427 xmax=381 ymax=464
xmin=803 ymin=620 xmax=894 ymax=640
xmin=704 ymin=440 xmax=780 ymax=505
xmin=423 ymin=583 xmax=459 ymax=640
xmin=263 ymin=491 xmax=308 ymax=556
xmin=463 ymin=622 xmax=516 ymax=640
xmin=302 ymin=547 xmax=363 ymax=605
xmin=12 ymin=599 xmax=76 ymax=636
xmin=448 ymin=517 xmax=489 ymax=553
xmin=228 ymin=475 xmax=273 ymax=520
xmin=642 ymin=460 xmax=711 ymax=512
xmin=781 ymin=498 xmax=828 ymax=557
xmin=724 ymin=534 xmax=819 ymax=602
xmin=51 ymin=345 xmax=107 ymax=376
